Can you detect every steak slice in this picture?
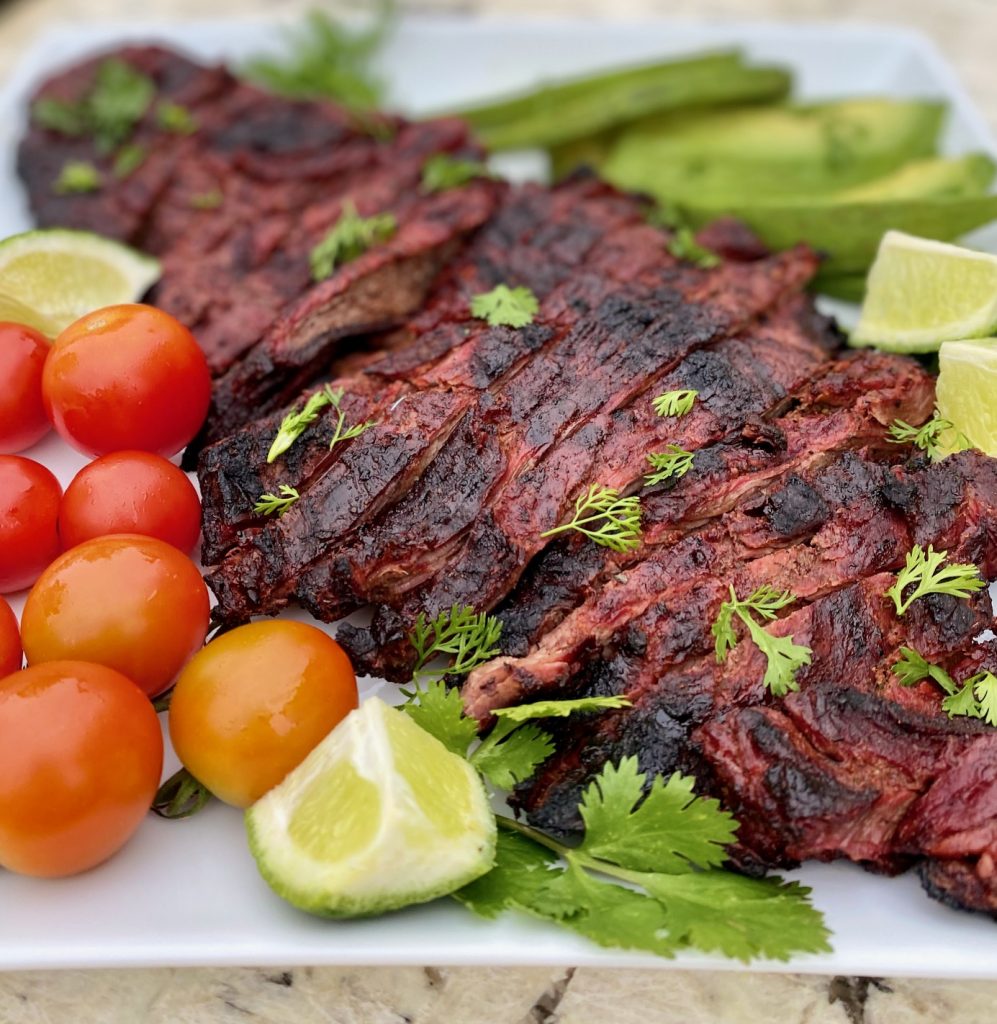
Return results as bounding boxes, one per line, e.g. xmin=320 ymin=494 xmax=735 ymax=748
xmin=485 ymin=347 xmax=932 ymax=667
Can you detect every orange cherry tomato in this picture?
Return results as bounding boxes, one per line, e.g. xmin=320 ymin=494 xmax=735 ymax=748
xmin=0 ymin=597 xmax=21 ymax=677
xmin=0 ymin=661 xmax=163 ymax=877
xmin=42 ymin=304 xmax=211 ymax=457
xmin=0 ymin=322 xmax=50 ymax=454
xmin=169 ymin=620 xmax=358 ymax=807
xmin=59 ymin=451 xmax=201 ymax=553
xmin=0 ymin=455 xmax=62 ymax=593
xmin=21 ymin=535 xmax=210 ymax=698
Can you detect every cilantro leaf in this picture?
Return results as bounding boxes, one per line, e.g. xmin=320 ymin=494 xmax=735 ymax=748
xmin=421 ymin=153 xmax=491 ymax=193
xmin=492 ymin=695 xmax=631 ymax=723
xmin=472 ymin=722 xmax=555 ymax=789
xmin=401 ymin=679 xmax=478 ymax=758
xmin=53 ymin=161 xmax=101 ymax=195
xmin=886 ymin=544 xmax=985 ymax=616
xmin=974 ymin=672 xmax=997 ymax=726
xmin=892 ymin=646 xmax=958 ymax=694
xmin=577 ymin=758 xmax=737 ymax=873
xmin=470 ymin=285 xmax=539 ymax=328
xmin=310 ymin=202 xmax=397 ymax=281
xmin=667 ymin=227 xmax=720 ymax=269
xmin=454 ymin=829 xmax=558 ymax=919
xmin=942 ymin=681 xmax=982 ymax=719
xmin=639 ymin=870 xmax=832 ymax=963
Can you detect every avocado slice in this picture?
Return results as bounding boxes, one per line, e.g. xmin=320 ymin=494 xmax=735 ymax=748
xmin=595 ymin=98 xmax=946 ymax=204
xmin=829 ymin=153 xmax=995 ymax=202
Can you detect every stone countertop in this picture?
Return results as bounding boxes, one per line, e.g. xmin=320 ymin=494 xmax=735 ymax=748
xmin=3 ymin=1 xmax=997 ymax=1021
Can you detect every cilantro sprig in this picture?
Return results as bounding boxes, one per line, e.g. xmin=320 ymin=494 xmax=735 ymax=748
xmin=421 ymin=153 xmax=491 ymax=193
xmin=712 ymin=585 xmax=812 ymax=697
xmin=886 ymin=544 xmax=985 ymax=616
xmin=403 ymin=683 xmax=830 ymax=961
xmin=645 ymin=445 xmax=695 ymax=486
xmin=53 ymin=161 xmax=101 ymax=195
xmin=267 ymin=385 xmax=374 ymax=463
xmin=541 ymin=484 xmax=642 ymax=553
xmin=33 ymin=58 xmax=155 ymax=153
xmin=886 ymin=410 xmax=966 ymax=461
xmin=667 ymin=227 xmax=720 ymax=269
xmin=653 ymin=389 xmax=698 ymax=418
xmin=408 ymin=606 xmax=504 ymax=683
xmin=892 ymin=646 xmax=997 ymax=725
xmin=253 ymin=484 xmax=300 ymax=517
xmin=310 ymin=202 xmax=397 ymax=281
xmin=470 ymin=284 xmax=539 ymax=328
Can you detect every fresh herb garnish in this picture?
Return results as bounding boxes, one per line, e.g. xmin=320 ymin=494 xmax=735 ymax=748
xmin=241 ymin=6 xmax=392 ymax=108
xmin=653 ymin=389 xmax=698 ymax=418
xmin=402 ymin=684 xmax=830 ymax=961
xmin=112 ymin=143 xmax=145 ymax=178
xmin=645 ymin=445 xmax=695 ymax=486
xmin=407 ymin=606 xmax=503 ymax=683
xmin=309 ymin=201 xmax=397 ymax=281
xmin=469 ymin=284 xmax=539 ymax=329
xmin=712 ymin=585 xmax=812 ymax=697
xmin=190 ymin=189 xmax=223 ymax=210
xmin=667 ymin=227 xmax=720 ymax=269
xmin=886 ymin=544 xmax=985 ymax=616
xmin=53 ymin=160 xmax=101 ymax=195
xmin=421 ymin=153 xmax=491 ymax=193
xmin=267 ymin=385 xmax=372 ymax=463
xmin=541 ymin=484 xmax=642 ymax=553
xmin=892 ymin=646 xmax=997 ymax=726
xmin=34 ymin=58 xmax=156 ymax=153
xmin=887 ymin=410 xmax=965 ymax=461
xmin=156 ymin=101 xmax=197 ymax=134
xmin=253 ymin=484 xmax=300 ymax=517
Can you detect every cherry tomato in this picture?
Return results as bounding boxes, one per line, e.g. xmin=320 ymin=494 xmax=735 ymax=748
xmin=59 ymin=451 xmax=202 ymax=553
xmin=0 ymin=455 xmax=62 ymax=593
xmin=42 ymin=304 xmax=211 ymax=458
xmin=0 ymin=322 xmax=50 ymax=454
xmin=169 ymin=620 xmax=358 ymax=807
xmin=21 ymin=534 xmax=210 ymax=698
xmin=0 ymin=661 xmax=162 ymax=877
xmin=0 ymin=597 xmax=21 ymax=677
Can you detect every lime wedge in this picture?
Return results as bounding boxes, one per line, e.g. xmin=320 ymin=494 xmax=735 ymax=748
xmin=852 ymin=231 xmax=997 ymax=352
xmin=936 ymin=338 xmax=997 ymax=456
xmin=246 ymin=697 xmax=496 ymax=917
xmin=0 ymin=229 xmax=160 ymax=337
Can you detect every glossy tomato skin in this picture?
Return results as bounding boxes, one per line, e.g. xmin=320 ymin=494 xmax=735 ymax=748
xmin=21 ymin=534 xmax=210 ymax=698
xmin=169 ymin=620 xmax=358 ymax=807
xmin=0 ymin=455 xmax=62 ymax=593
xmin=59 ymin=451 xmax=201 ymax=554
xmin=0 ymin=322 xmax=50 ymax=454
xmin=42 ymin=304 xmax=211 ymax=458
xmin=0 ymin=597 xmax=21 ymax=676
xmin=0 ymin=660 xmax=162 ymax=877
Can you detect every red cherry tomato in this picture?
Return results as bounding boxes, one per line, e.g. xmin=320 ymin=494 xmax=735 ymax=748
xmin=21 ymin=534 xmax=210 ymax=698
xmin=0 ymin=661 xmax=163 ymax=877
xmin=42 ymin=304 xmax=211 ymax=457
xmin=0 ymin=455 xmax=62 ymax=593
xmin=0 ymin=322 xmax=50 ymax=454
xmin=59 ymin=451 xmax=202 ymax=553
xmin=169 ymin=620 xmax=358 ymax=807
xmin=0 ymin=597 xmax=21 ymax=677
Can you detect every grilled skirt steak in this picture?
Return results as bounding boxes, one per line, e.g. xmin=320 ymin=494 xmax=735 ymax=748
xmin=18 ymin=44 xmax=997 ymax=921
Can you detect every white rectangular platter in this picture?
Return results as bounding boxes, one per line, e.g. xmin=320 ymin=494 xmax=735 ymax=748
xmin=2 ymin=15 xmax=996 ymax=975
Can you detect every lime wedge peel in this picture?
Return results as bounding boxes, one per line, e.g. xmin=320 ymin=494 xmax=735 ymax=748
xmin=0 ymin=229 xmax=160 ymax=337
xmin=936 ymin=337 xmax=997 ymax=457
xmin=246 ymin=697 xmax=496 ymax=918
xmin=852 ymin=230 xmax=997 ymax=353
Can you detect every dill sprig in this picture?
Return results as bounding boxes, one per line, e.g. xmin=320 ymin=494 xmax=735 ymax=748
xmin=253 ymin=484 xmax=300 ymax=517
xmin=712 ymin=585 xmax=812 ymax=697
xmin=652 ymin=389 xmax=698 ymax=418
xmin=886 ymin=544 xmax=985 ymax=616
xmin=409 ymin=605 xmax=503 ymax=681
xmin=886 ymin=410 xmax=964 ymax=461
xmin=310 ymin=201 xmax=397 ymax=281
xmin=541 ymin=484 xmax=642 ymax=553
xmin=645 ymin=445 xmax=695 ymax=486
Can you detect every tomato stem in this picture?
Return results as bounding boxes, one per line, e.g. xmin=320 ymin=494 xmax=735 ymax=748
xmin=152 ymin=767 xmax=213 ymax=819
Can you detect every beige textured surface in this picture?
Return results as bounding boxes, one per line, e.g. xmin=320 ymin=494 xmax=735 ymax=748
xmin=3 ymin=1 xmax=997 ymax=1020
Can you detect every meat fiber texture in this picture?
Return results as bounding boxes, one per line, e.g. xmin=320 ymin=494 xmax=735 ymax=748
xmin=18 ymin=46 xmax=502 ymax=460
